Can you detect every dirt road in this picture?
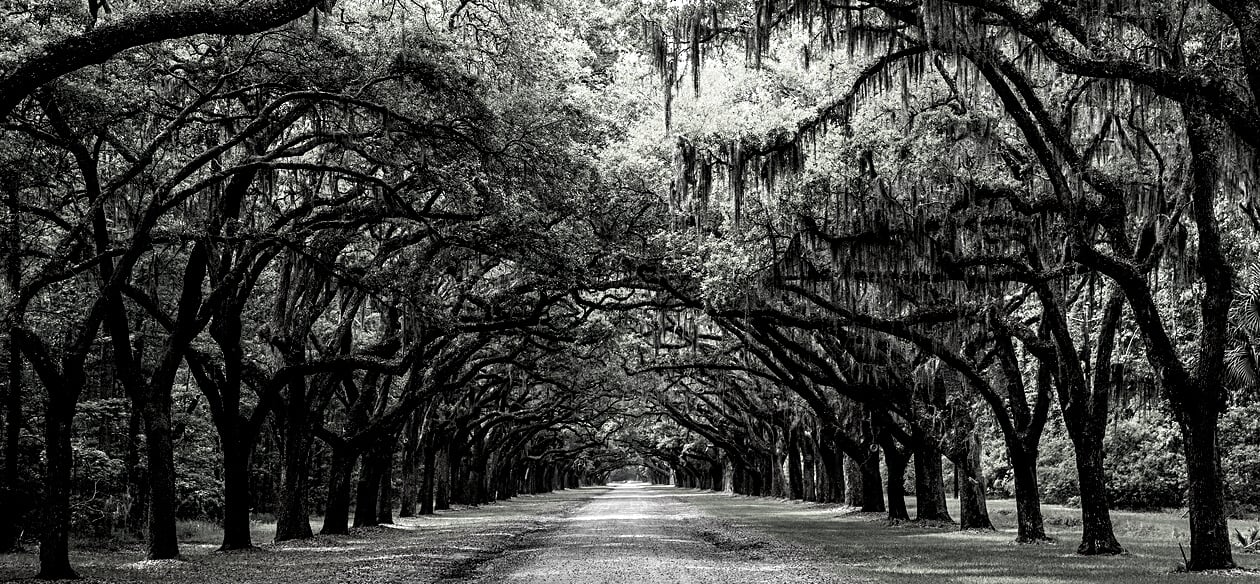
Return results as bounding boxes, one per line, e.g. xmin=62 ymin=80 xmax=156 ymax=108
xmin=471 ymin=482 xmax=840 ymax=584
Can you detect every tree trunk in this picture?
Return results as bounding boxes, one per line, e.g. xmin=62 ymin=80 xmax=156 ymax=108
xmin=219 ymin=436 xmax=255 ymax=550
xmin=1180 ymin=406 xmax=1235 ymax=570
xmin=768 ymin=451 xmax=785 ymax=498
xmin=143 ymin=400 xmax=180 ymax=559
xmin=125 ymin=403 xmax=147 ymax=537
xmin=787 ymin=428 xmax=805 ymax=500
xmin=434 ymin=447 xmax=450 ymax=510
xmin=1174 ymin=103 xmax=1235 ymax=572
xmin=274 ymin=380 xmax=313 ymax=541
xmin=468 ymin=453 xmax=487 ymax=505
xmin=528 ymin=462 xmax=543 ymax=494
xmin=1008 ymin=441 xmax=1047 ymax=543
xmin=883 ymin=445 xmax=909 ymax=521
xmin=320 ymin=446 xmax=357 ymax=535
xmin=204 ymin=296 xmax=259 ymax=551
xmin=858 ymin=453 xmax=884 ymax=512
xmin=273 ymin=344 xmax=313 ymax=542
xmin=419 ymin=445 xmax=436 ymax=515
xmin=843 ymin=454 xmax=863 ymax=507
xmin=801 ymin=437 xmax=818 ymax=502
xmin=37 ymin=401 xmax=78 ymax=580
xmin=955 ymin=432 xmax=993 ymax=530
xmin=1069 ymin=431 xmax=1122 ymax=553
xmin=913 ymin=442 xmax=952 ymax=522
xmin=497 ymin=459 xmax=516 ymax=500
xmin=353 ymin=449 xmax=384 ymax=528
xmin=449 ymin=450 xmax=468 ymax=504
xmin=398 ymin=422 xmax=420 ymax=517
xmin=376 ymin=446 xmax=394 ymax=524
xmin=819 ymin=437 xmax=845 ymax=504
xmin=721 ymin=461 xmax=735 ymax=494
xmin=0 ymin=336 xmax=22 ymax=552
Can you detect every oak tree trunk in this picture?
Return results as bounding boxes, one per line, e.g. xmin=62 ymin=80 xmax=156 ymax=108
xmin=321 ymin=446 xmax=357 ymax=535
xmin=1069 ymin=432 xmax=1122 ymax=554
xmin=787 ymin=428 xmax=805 ymax=500
xmin=37 ymin=400 xmax=78 ymax=580
xmin=125 ymin=404 xmax=147 ymax=537
xmin=219 ymin=437 xmax=255 ymax=550
xmin=913 ymin=444 xmax=952 ymax=522
xmin=842 ymin=454 xmax=863 ymax=507
xmin=1007 ymin=442 xmax=1047 ymax=543
xmin=398 ymin=422 xmax=420 ymax=517
xmin=954 ymin=433 xmax=993 ymax=530
xmin=353 ymin=448 xmax=384 ymax=528
xmin=0 ymin=335 xmax=22 ymax=552
xmin=273 ymin=370 xmax=314 ymax=541
xmin=377 ymin=447 xmax=394 ymax=524
xmin=883 ymin=444 xmax=909 ymax=521
xmin=1180 ymin=406 xmax=1235 ymax=570
xmin=419 ymin=445 xmax=437 ymax=515
xmin=434 ymin=446 xmax=451 ymax=510
xmin=142 ymin=401 xmax=180 ymax=559
xmin=859 ymin=453 xmax=885 ymax=512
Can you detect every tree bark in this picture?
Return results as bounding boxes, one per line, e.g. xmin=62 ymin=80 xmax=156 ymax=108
xmin=377 ymin=447 xmax=395 ymax=524
xmin=435 ymin=446 xmax=451 ymax=510
xmin=787 ymin=426 xmax=805 ymax=500
xmin=38 ymin=399 xmax=78 ymax=580
xmin=125 ymin=402 xmax=147 ymax=537
xmin=0 ymin=0 xmax=326 ymax=119
xmin=1 ymin=335 xmax=23 ymax=552
xmin=219 ymin=437 xmax=255 ymax=550
xmin=857 ymin=453 xmax=884 ymax=512
xmin=913 ymin=444 xmax=952 ymax=522
xmin=1069 ymin=431 xmax=1122 ymax=553
xmin=419 ymin=445 xmax=437 ymax=515
xmin=818 ymin=435 xmax=844 ymax=503
xmin=1007 ymin=441 xmax=1047 ymax=543
xmin=353 ymin=448 xmax=384 ymax=528
xmin=1173 ymin=102 xmax=1235 ymax=572
xmin=801 ymin=436 xmax=818 ymax=501
xmin=449 ymin=448 xmax=468 ymax=504
xmin=883 ymin=443 xmax=910 ymax=521
xmin=398 ymin=420 xmax=420 ymax=517
xmin=1180 ymin=405 xmax=1235 ymax=570
xmin=320 ymin=446 xmax=357 ymax=535
xmin=142 ymin=399 xmax=180 ymax=559
xmin=842 ymin=454 xmax=862 ymax=507
xmin=273 ymin=361 xmax=314 ymax=541
xmin=954 ymin=432 xmax=993 ymax=530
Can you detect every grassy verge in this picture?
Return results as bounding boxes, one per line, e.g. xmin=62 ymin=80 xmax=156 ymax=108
xmin=0 ymin=489 xmax=597 ymax=583
xmin=680 ymin=490 xmax=1260 ymax=584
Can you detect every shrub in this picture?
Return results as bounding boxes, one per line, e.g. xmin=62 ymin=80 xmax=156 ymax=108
xmin=1037 ymin=426 xmax=1079 ymax=505
xmin=1103 ymin=413 xmax=1186 ymax=510
xmin=1221 ymin=403 xmax=1260 ymax=515
xmin=70 ymin=443 xmax=129 ymax=537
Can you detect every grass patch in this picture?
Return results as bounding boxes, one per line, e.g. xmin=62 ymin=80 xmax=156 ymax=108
xmin=682 ymin=490 xmax=1260 ymax=584
xmin=0 ymin=489 xmax=596 ymax=583
xmin=176 ymin=520 xmax=222 ymax=544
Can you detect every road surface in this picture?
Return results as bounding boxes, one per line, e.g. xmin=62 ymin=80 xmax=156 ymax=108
xmin=472 ymin=482 xmax=839 ymax=584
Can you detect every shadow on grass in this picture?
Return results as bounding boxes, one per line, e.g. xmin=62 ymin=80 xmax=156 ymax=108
xmin=0 ymin=488 xmax=601 ymax=583
xmin=680 ymin=489 xmax=1260 ymax=584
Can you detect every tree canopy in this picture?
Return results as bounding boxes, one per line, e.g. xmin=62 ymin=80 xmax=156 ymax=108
xmin=2 ymin=0 xmax=1259 ymax=578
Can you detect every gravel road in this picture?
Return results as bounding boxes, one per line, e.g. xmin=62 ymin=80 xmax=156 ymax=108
xmin=470 ymin=482 xmax=844 ymax=584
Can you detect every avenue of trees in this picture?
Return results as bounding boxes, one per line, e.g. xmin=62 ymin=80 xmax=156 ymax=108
xmin=2 ymin=0 xmax=1259 ymax=579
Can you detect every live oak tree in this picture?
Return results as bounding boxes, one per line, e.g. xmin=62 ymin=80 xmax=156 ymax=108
xmin=4 ymin=0 xmax=1260 ymax=578
xmin=632 ymin=0 xmax=1256 ymax=569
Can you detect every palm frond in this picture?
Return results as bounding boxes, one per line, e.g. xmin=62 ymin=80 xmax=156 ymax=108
xmin=1224 ymin=346 xmax=1260 ymax=391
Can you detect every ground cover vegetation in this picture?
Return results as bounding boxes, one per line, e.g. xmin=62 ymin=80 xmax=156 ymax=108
xmin=1 ymin=0 xmax=1260 ymax=579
